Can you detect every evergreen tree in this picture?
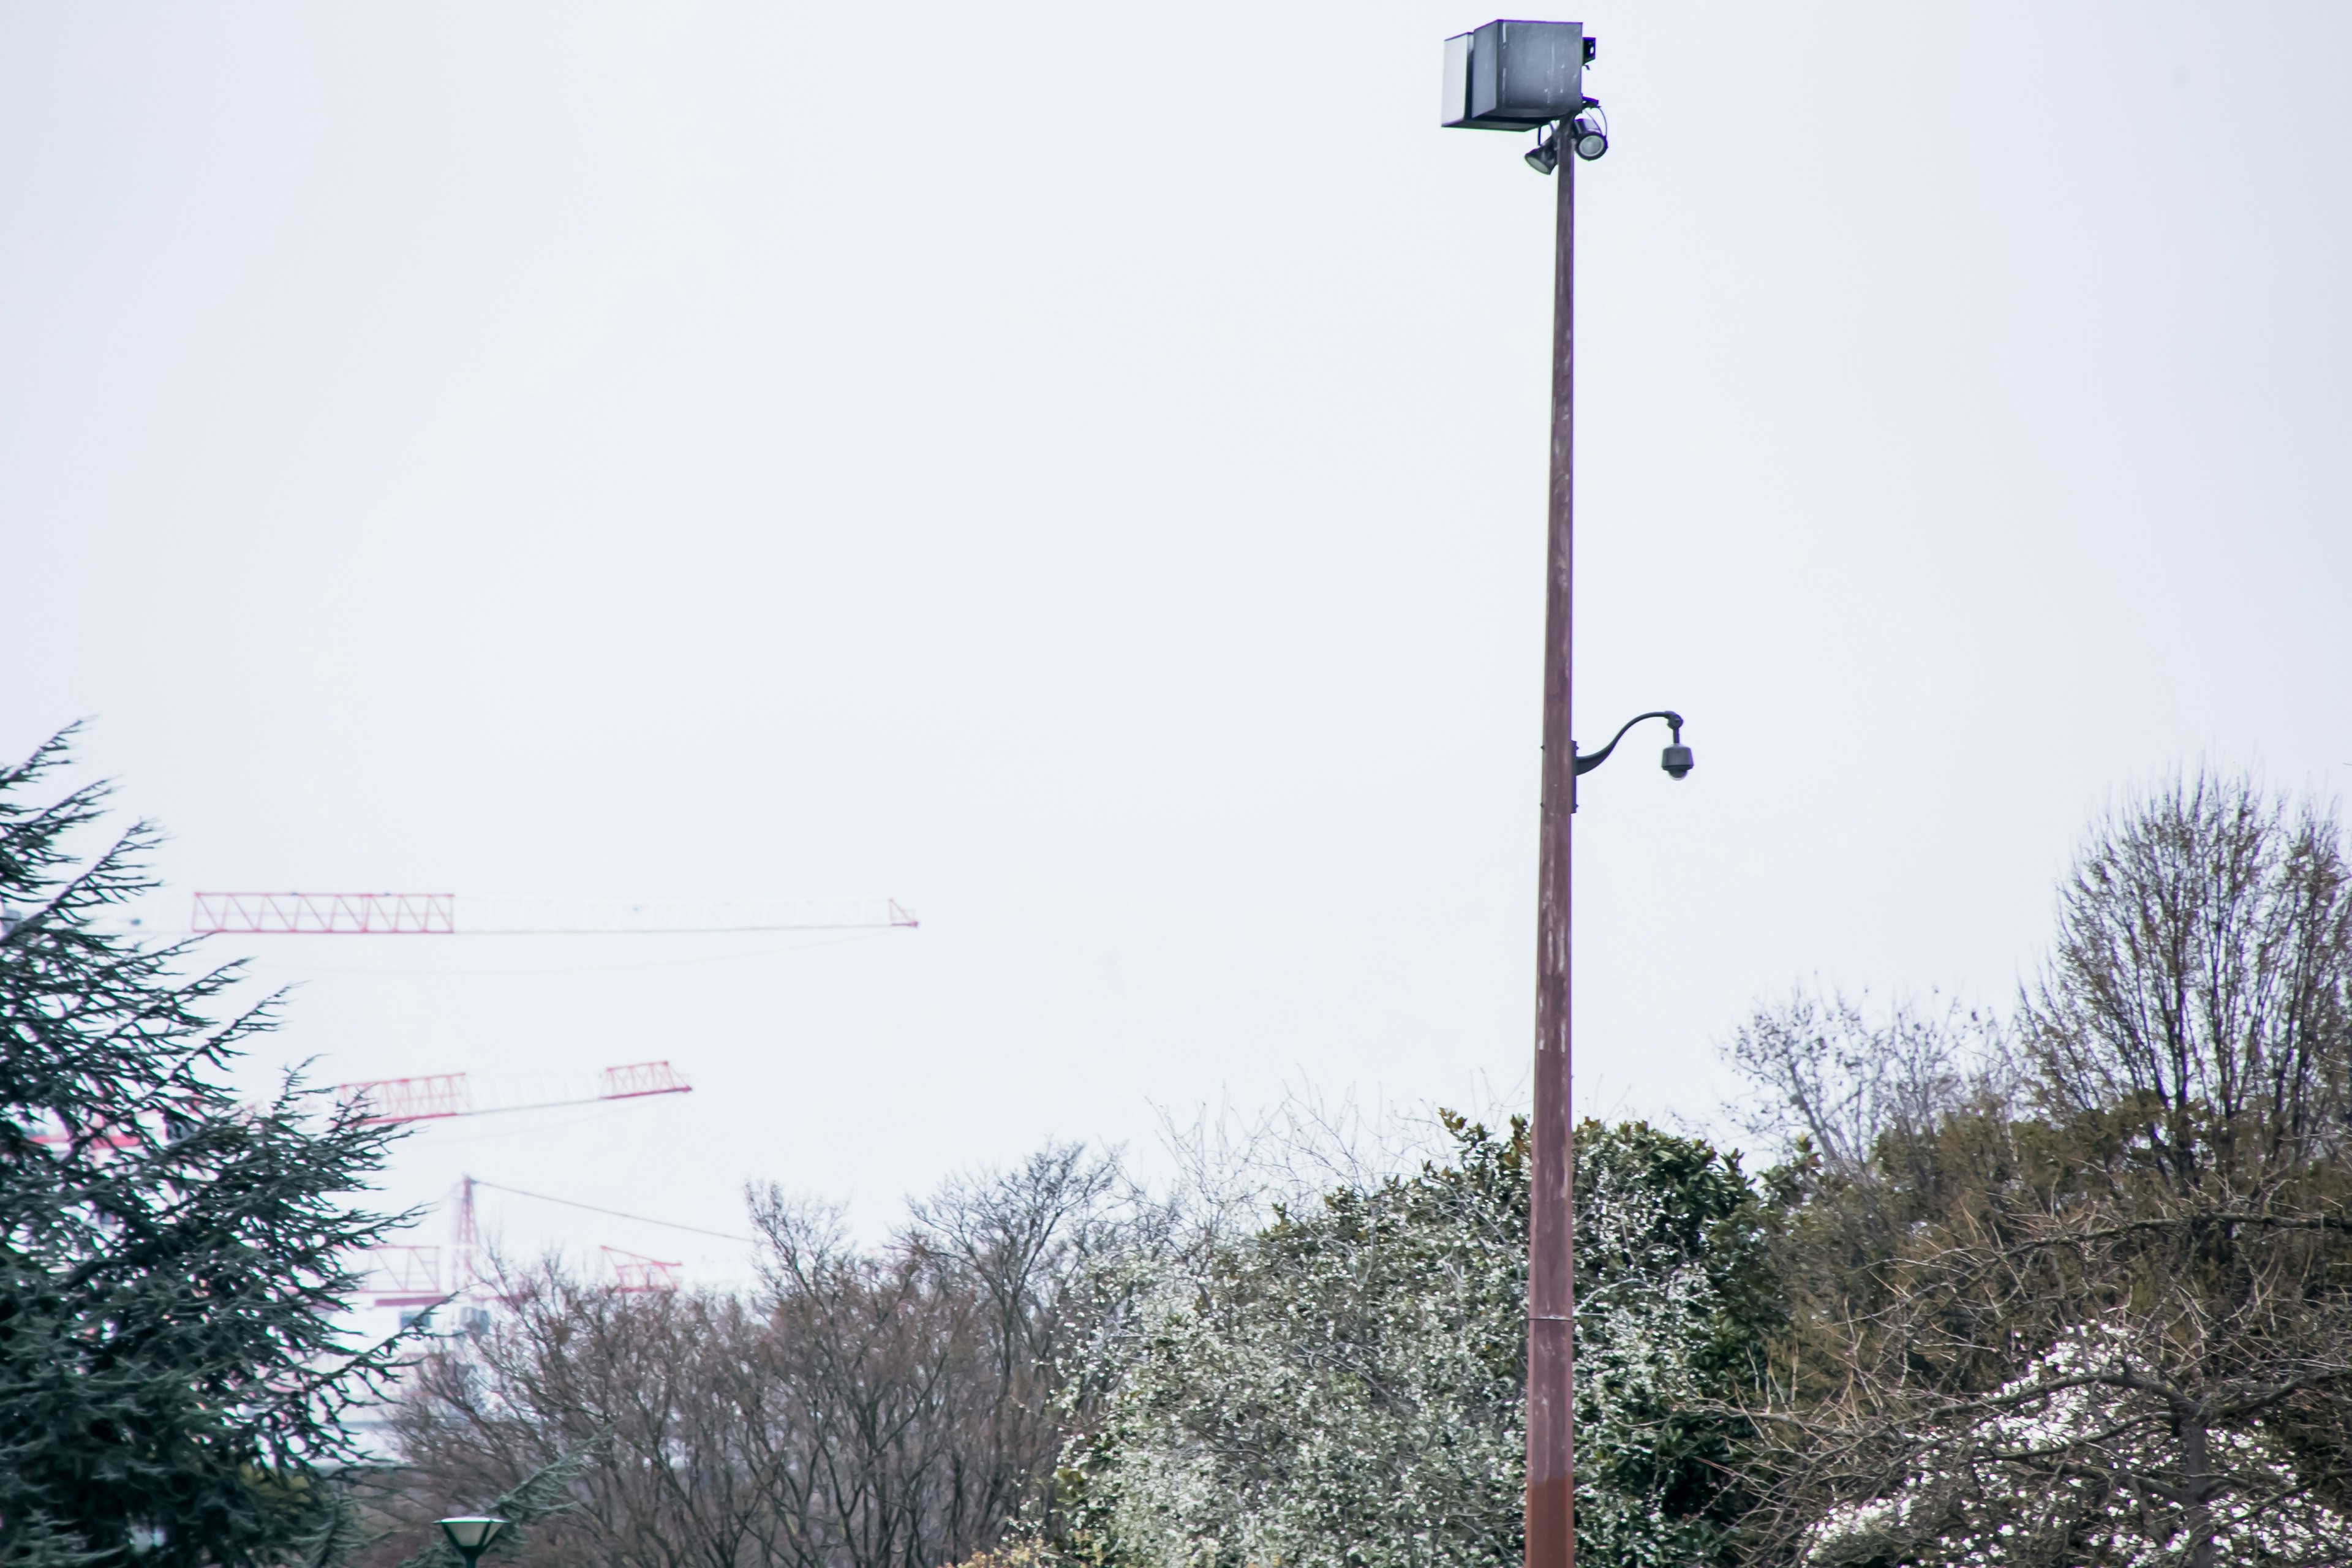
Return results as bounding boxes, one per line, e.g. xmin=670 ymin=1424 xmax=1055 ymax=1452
xmin=0 ymin=729 xmax=412 ymax=1568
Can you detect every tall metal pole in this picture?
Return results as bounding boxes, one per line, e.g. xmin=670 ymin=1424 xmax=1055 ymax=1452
xmin=1526 ymin=145 xmax=1577 ymax=1568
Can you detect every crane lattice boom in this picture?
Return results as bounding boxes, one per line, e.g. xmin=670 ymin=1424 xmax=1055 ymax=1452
xmin=335 ymin=1061 xmax=692 ymax=1124
xmin=190 ymin=892 xmax=917 ymax=935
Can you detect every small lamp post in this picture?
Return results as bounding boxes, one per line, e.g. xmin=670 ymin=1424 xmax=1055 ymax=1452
xmin=437 ymin=1517 xmax=508 ymax=1568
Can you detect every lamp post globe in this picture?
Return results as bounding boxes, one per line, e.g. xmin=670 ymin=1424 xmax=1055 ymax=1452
xmin=438 ymin=1517 xmax=509 ymax=1568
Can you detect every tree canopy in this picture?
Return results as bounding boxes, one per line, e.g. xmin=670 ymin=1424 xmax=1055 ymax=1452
xmin=1052 ymin=1114 xmax=1773 ymax=1568
xmin=0 ymin=729 xmax=411 ymax=1568
xmin=1733 ymin=774 xmax=2352 ymax=1567
xmin=21 ymin=736 xmax=2337 ymax=1568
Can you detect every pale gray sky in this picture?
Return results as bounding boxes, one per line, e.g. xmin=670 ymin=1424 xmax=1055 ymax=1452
xmin=8 ymin=3 xmax=2349 ymax=1281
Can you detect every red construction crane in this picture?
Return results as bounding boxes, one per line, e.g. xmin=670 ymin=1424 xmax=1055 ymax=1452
xmin=601 ymin=1246 xmax=683 ymax=1293
xmin=347 ymin=1066 xmax=718 ymax=1310
xmin=334 ymin=1061 xmax=692 ymax=1125
xmin=187 ymin=892 xmax=918 ymax=935
xmin=367 ymin=1244 xmax=447 ymax=1308
xmin=368 ymin=1176 xmax=483 ymax=1310
xmin=364 ymin=1175 xmax=709 ymax=1308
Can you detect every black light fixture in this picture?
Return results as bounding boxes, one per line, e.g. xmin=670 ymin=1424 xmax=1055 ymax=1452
xmin=1570 ymin=710 xmax=1694 ymax=809
xmin=439 ymin=1518 xmax=509 ymax=1568
xmin=1525 ymin=126 xmax=1559 ymax=175
xmin=1570 ymin=100 xmax=1608 ymax=161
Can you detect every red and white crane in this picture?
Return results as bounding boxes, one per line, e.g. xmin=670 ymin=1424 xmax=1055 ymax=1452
xmin=334 ymin=1060 xmax=692 ymax=1124
xmin=349 ymin=1063 xmax=698 ymax=1306
xmin=186 ymin=892 xmax=917 ymax=935
xmin=152 ymin=888 xmax=872 ymax=1308
xmin=367 ymin=1177 xmax=696 ymax=1306
xmin=366 ymin=1178 xmax=698 ymax=1306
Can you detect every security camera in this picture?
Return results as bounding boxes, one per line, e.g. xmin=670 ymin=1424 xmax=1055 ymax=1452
xmin=1660 ymin=743 xmax=1695 ymax=780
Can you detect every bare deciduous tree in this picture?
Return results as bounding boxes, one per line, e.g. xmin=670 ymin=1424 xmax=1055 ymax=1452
xmin=1732 ymin=774 xmax=2352 ymax=1568
xmin=2026 ymin=773 xmax=2352 ymax=1186
xmin=380 ymin=1144 xmax=1133 ymax=1568
xmin=385 ymin=1275 xmax=798 ymax=1568
xmin=1726 ymin=986 xmax=2012 ymax=1177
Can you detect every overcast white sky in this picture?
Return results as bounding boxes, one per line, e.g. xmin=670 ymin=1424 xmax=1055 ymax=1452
xmin=7 ymin=3 xmax=2349 ymax=1283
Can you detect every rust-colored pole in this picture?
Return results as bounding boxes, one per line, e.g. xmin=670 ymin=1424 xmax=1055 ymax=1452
xmin=1526 ymin=146 xmax=1577 ymax=1568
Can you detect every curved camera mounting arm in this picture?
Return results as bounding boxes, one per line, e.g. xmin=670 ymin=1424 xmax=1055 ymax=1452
xmin=1569 ymin=710 xmax=1694 ymax=811
xmin=1572 ymin=710 xmax=1683 ymax=775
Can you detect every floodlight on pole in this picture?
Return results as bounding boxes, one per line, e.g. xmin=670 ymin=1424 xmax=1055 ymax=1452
xmin=438 ymin=1518 xmax=508 ymax=1568
xmin=1570 ymin=110 xmax=1608 ymax=161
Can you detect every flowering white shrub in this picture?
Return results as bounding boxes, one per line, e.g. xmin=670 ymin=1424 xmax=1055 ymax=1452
xmin=1803 ymin=1322 xmax=2352 ymax=1568
xmin=1051 ymin=1118 xmax=1770 ymax=1568
xmin=1572 ymin=1128 xmax=1771 ymax=1568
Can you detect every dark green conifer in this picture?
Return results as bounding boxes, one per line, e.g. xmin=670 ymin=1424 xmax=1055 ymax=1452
xmin=1 ymin=729 xmax=411 ymax=1568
